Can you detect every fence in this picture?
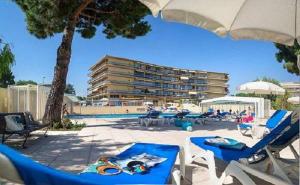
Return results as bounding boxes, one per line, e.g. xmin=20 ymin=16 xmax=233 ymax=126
xmin=0 ymin=88 xmax=8 ymax=112
xmin=72 ymin=106 xmax=146 ymax=114
xmin=7 ymin=85 xmax=50 ymax=120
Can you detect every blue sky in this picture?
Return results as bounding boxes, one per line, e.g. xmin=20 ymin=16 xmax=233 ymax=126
xmin=0 ymin=1 xmax=298 ymax=96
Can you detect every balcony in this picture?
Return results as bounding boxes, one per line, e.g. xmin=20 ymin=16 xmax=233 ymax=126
xmin=207 ymin=83 xmax=228 ymax=87
xmin=88 ymin=80 xmax=109 ymax=91
xmin=108 ymin=61 xmax=134 ymax=69
xmin=89 ymin=65 xmax=108 ymax=77
xmin=208 ymin=76 xmax=228 ymax=81
xmin=88 ymin=72 xmax=108 ymax=83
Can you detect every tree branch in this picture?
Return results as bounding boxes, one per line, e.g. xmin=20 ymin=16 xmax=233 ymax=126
xmin=71 ymin=0 xmax=93 ymax=22
xmin=84 ymin=7 xmax=117 ymax=14
xmin=79 ymin=12 xmax=95 ymax=19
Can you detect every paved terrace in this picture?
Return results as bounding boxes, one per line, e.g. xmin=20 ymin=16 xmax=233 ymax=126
xmin=6 ymin=118 xmax=299 ymax=185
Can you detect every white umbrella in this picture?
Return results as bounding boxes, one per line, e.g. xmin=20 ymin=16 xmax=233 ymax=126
xmin=237 ymin=81 xmax=285 ymax=95
xmin=287 ymin=96 xmax=300 ymax=104
xmin=139 ymin=0 xmax=300 ymax=46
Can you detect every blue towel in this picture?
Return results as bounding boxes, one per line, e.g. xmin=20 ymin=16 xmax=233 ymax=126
xmin=204 ymin=136 xmax=246 ymax=151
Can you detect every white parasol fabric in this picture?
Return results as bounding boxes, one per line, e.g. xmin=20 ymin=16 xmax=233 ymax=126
xmin=139 ymin=0 xmax=300 ymax=46
xmin=237 ymin=81 xmax=285 ymax=95
xmin=287 ymin=96 xmax=300 ymax=104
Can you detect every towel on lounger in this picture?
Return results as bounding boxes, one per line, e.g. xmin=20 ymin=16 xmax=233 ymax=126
xmin=205 ymin=136 xmax=246 ymax=150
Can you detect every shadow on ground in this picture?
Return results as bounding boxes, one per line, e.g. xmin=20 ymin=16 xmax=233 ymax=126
xmin=4 ymin=132 xmax=131 ymax=173
xmin=99 ymin=118 xmax=240 ymax=133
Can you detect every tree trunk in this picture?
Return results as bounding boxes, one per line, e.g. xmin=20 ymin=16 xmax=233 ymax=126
xmin=43 ymin=21 xmax=76 ymax=125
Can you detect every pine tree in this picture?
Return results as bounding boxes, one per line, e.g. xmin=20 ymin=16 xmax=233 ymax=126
xmin=13 ymin=0 xmax=151 ymax=124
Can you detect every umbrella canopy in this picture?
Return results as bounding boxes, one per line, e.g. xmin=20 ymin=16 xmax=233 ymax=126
xmin=139 ymin=0 xmax=299 ymax=46
xmin=237 ymin=81 xmax=285 ymax=95
xmin=287 ymin=96 xmax=300 ymax=104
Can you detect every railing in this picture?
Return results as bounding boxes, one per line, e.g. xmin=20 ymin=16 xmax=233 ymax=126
xmin=89 ymin=72 xmax=108 ymax=83
xmin=207 ymin=83 xmax=228 ymax=87
xmin=89 ymin=65 xmax=108 ymax=77
xmin=208 ymin=76 xmax=228 ymax=81
xmin=109 ymin=61 xmax=134 ymax=68
xmin=88 ymin=81 xmax=109 ymax=91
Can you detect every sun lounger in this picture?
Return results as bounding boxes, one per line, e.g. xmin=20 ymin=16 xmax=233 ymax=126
xmin=196 ymin=112 xmax=220 ymax=124
xmin=163 ymin=110 xmax=190 ymax=119
xmin=0 ymin=112 xmax=49 ymax=148
xmin=138 ymin=111 xmax=161 ymax=127
xmin=0 ymin=142 xmax=185 ymax=185
xmin=237 ymin=110 xmax=287 ymax=138
xmin=163 ymin=110 xmax=190 ymax=125
xmin=184 ymin=112 xmax=214 ymax=125
xmin=185 ymin=110 xmax=299 ymax=185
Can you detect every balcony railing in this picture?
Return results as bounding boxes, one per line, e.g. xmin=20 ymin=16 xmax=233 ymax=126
xmin=89 ymin=65 xmax=108 ymax=76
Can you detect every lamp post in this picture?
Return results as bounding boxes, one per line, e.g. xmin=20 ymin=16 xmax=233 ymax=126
xmin=42 ymin=76 xmax=45 ymax=85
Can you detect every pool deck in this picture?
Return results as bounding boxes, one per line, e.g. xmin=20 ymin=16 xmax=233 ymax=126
xmin=6 ymin=118 xmax=299 ymax=185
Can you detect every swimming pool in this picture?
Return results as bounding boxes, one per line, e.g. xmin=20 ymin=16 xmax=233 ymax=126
xmin=67 ymin=113 xmax=198 ymax=119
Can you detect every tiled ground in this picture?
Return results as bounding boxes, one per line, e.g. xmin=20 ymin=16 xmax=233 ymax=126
xmin=5 ymin=118 xmax=299 ymax=185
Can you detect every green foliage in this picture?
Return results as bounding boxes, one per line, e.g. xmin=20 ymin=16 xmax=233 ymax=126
xmin=0 ymin=71 xmax=15 ymax=88
xmin=65 ymin=83 xmax=76 ymax=95
xmin=272 ymin=92 xmax=293 ymax=110
xmin=0 ymin=42 xmax=15 ymax=88
xmin=254 ymin=77 xmax=281 ymax=86
xmin=13 ymin=0 xmax=151 ymax=124
xmin=52 ymin=118 xmax=86 ymax=130
xmin=13 ymin=0 xmax=151 ymax=40
xmin=16 ymin=80 xmax=37 ymax=85
xmin=275 ymin=41 xmax=300 ymax=76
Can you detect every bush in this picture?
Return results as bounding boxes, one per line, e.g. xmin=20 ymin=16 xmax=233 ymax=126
xmin=51 ymin=118 xmax=86 ymax=130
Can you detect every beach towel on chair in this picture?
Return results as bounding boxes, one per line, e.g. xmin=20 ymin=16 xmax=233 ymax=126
xmin=204 ymin=136 xmax=247 ymax=151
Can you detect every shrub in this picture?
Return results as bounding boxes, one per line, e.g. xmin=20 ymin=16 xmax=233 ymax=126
xmin=51 ymin=118 xmax=86 ymax=130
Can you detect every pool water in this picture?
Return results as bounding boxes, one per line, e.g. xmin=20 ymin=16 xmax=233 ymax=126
xmin=67 ymin=113 xmax=198 ymax=119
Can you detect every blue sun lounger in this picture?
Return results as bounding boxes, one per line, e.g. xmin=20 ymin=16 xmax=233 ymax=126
xmin=0 ymin=143 xmax=185 ymax=185
xmin=138 ymin=110 xmax=161 ymax=119
xmin=138 ymin=111 xmax=162 ymax=127
xmin=237 ymin=110 xmax=287 ymax=137
xmin=185 ymin=110 xmax=299 ymax=185
xmin=163 ymin=110 xmax=190 ymax=119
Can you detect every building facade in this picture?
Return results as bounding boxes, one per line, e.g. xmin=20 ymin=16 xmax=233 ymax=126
xmin=88 ymin=55 xmax=229 ymax=105
xmin=280 ymin=82 xmax=300 ymax=97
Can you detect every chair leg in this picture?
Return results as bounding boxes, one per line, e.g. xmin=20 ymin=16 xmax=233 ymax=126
xmin=179 ymin=146 xmax=185 ymax=178
xmin=185 ymin=137 xmax=193 ymax=164
xmin=172 ymin=169 xmax=181 ymax=185
xmin=265 ymin=147 xmax=293 ymax=184
xmin=22 ymin=133 xmax=29 ymax=149
xmin=1 ymin=133 xmax=5 ymax=144
xmin=220 ymin=161 xmax=256 ymax=185
xmin=44 ymin=127 xmax=49 ymax=137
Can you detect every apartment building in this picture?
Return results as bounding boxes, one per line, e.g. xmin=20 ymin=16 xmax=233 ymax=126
xmin=88 ymin=55 xmax=229 ymax=105
xmin=280 ymin=82 xmax=300 ymax=97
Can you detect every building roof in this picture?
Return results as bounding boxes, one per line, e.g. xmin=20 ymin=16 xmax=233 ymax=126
xmin=280 ymin=82 xmax=300 ymax=87
xmin=90 ymin=55 xmax=229 ymax=75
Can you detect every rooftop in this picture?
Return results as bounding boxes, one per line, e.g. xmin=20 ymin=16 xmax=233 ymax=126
xmin=90 ymin=55 xmax=229 ymax=75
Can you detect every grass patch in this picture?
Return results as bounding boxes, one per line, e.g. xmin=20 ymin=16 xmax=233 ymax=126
xmin=50 ymin=118 xmax=86 ymax=131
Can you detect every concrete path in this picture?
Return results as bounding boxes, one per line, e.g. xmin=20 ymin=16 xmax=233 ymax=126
xmin=6 ymin=118 xmax=299 ymax=185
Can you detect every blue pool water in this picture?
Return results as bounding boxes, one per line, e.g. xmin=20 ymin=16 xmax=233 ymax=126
xmin=67 ymin=113 xmax=198 ymax=119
